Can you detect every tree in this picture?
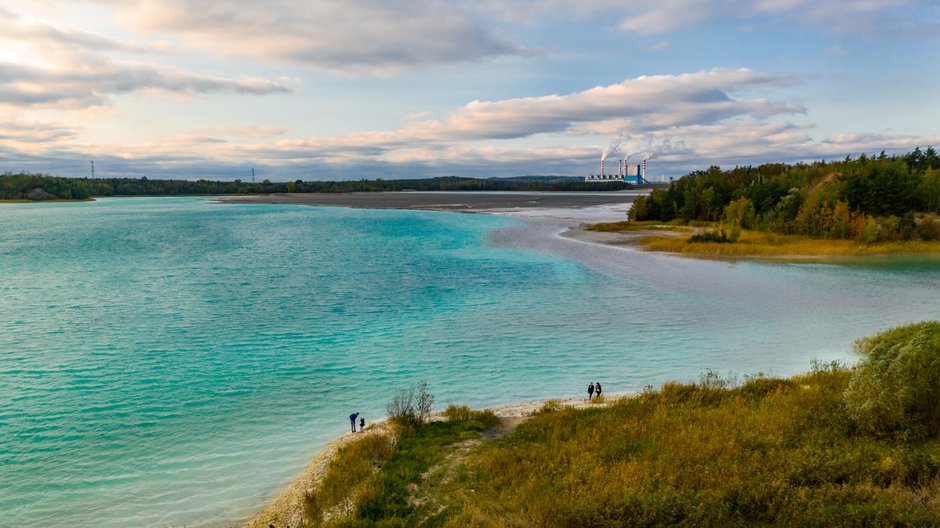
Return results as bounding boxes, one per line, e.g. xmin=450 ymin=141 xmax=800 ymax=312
xmin=860 ymin=215 xmax=880 ymax=244
xmin=920 ymin=167 xmax=940 ymax=213
xmin=720 ymin=197 xmax=755 ymax=242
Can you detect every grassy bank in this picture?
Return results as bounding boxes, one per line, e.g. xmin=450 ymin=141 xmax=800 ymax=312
xmin=290 ymin=323 xmax=940 ymax=527
xmin=588 ymin=221 xmax=940 ymax=259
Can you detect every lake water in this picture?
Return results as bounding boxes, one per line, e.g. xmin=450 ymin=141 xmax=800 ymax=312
xmin=2 ymin=197 xmax=940 ymax=527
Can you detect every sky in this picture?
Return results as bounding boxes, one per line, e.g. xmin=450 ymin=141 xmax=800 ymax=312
xmin=1 ymin=0 xmax=938 ymax=181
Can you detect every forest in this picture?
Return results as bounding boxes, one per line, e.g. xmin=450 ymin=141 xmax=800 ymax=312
xmin=0 ymin=174 xmax=631 ymax=201
xmin=629 ymin=147 xmax=940 ymax=242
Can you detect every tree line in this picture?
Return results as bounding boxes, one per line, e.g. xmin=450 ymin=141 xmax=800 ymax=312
xmin=0 ymin=174 xmax=634 ymax=201
xmin=629 ymin=147 xmax=940 ymax=243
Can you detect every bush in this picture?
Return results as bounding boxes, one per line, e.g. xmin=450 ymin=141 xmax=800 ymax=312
xmin=917 ymin=215 xmax=940 ymax=240
xmin=386 ymin=381 xmax=435 ymax=428
xmin=844 ymin=322 xmax=940 ymax=437
xmin=442 ymin=404 xmax=500 ymax=428
xmin=688 ymin=231 xmax=731 ymax=243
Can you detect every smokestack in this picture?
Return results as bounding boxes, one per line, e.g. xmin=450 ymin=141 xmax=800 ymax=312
xmin=642 ymin=159 xmax=647 ymax=182
xmin=618 ymin=160 xmax=623 ymax=177
xmin=601 ymin=158 xmax=605 ymax=177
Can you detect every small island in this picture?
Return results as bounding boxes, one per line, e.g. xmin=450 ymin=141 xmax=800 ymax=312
xmin=589 ymin=148 xmax=940 ymax=259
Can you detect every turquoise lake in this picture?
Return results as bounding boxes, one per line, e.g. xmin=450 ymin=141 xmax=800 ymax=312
xmin=2 ymin=197 xmax=940 ymax=527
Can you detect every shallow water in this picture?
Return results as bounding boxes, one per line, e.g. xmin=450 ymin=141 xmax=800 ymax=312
xmin=2 ymin=197 xmax=939 ymax=527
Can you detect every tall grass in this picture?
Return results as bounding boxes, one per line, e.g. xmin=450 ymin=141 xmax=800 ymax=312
xmin=586 ymin=221 xmax=691 ymax=233
xmin=298 ymin=325 xmax=940 ymax=526
xmin=440 ymin=365 xmax=940 ymax=527
xmin=303 ymin=406 xmax=499 ymax=527
xmin=641 ymin=230 xmax=940 ymax=258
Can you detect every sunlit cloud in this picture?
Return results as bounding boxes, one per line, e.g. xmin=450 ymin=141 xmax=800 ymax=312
xmin=108 ymin=0 xmax=521 ymax=75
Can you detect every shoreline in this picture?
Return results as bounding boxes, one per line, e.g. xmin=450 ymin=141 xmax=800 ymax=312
xmin=217 ymin=191 xmax=643 ymax=217
xmin=220 ymin=192 xmax=939 ymax=262
xmin=246 ymin=395 xmax=623 ymax=528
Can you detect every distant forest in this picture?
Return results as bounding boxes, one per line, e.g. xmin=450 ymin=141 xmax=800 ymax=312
xmin=0 ymin=174 xmax=632 ymax=201
xmin=630 ymin=147 xmax=940 ymax=242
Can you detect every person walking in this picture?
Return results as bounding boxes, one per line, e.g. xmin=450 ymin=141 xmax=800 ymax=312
xmin=349 ymin=412 xmax=359 ymax=433
xmin=595 ymin=382 xmax=603 ymax=400
xmin=587 ymin=382 xmax=595 ymax=401
xmin=359 ymin=416 xmax=365 ymax=432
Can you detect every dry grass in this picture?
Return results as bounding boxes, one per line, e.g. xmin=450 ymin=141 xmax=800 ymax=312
xmin=440 ymin=365 xmax=940 ymax=527
xmin=586 ymin=220 xmax=691 ymax=233
xmin=640 ymin=229 xmax=940 ymax=258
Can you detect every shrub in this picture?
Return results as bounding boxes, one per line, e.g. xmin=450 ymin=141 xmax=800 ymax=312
xmin=917 ymin=215 xmax=940 ymax=240
xmin=386 ymin=381 xmax=435 ymax=428
xmin=844 ymin=322 xmax=940 ymax=437
xmin=688 ymin=231 xmax=731 ymax=243
xmin=443 ymin=404 xmax=500 ymax=428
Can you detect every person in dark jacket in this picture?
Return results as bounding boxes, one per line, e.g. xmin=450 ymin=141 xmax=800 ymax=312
xmin=587 ymin=382 xmax=595 ymax=400
xmin=595 ymin=382 xmax=603 ymax=399
xmin=359 ymin=416 xmax=365 ymax=432
xmin=349 ymin=412 xmax=359 ymax=433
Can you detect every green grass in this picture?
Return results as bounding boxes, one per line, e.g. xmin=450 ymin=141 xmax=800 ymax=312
xmin=439 ymin=364 xmax=940 ymax=527
xmin=304 ymin=407 xmax=499 ymax=527
xmin=299 ymin=324 xmax=940 ymax=527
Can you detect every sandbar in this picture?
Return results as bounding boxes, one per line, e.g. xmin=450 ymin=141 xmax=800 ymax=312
xmin=219 ymin=191 xmax=643 ymax=213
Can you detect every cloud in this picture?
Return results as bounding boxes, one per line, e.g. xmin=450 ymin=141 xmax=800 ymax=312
xmin=1 ymin=66 xmax=935 ymax=181
xmin=109 ymin=0 xmax=520 ymax=75
xmin=0 ymin=5 xmax=289 ymax=109
xmin=400 ymin=68 xmax=802 ymax=141
xmin=0 ymin=7 xmax=166 ymax=54
xmin=616 ymin=0 xmax=934 ymax=37
xmin=0 ymin=59 xmax=289 ymax=108
xmin=200 ymin=125 xmax=289 ymax=138
xmin=475 ymin=0 xmax=934 ymax=39
xmin=0 ymin=115 xmax=78 ymax=144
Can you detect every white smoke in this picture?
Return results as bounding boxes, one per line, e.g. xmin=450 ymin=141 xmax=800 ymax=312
xmin=610 ymin=134 xmax=685 ymax=161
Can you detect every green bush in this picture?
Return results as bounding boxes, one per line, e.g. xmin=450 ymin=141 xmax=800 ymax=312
xmin=845 ymin=321 xmax=940 ymax=436
xmin=386 ymin=381 xmax=435 ymax=429
xmin=443 ymin=404 xmax=500 ymax=428
xmin=688 ymin=231 xmax=731 ymax=243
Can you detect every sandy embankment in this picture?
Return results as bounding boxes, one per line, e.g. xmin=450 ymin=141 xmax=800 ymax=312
xmin=246 ymin=396 xmax=621 ymax=528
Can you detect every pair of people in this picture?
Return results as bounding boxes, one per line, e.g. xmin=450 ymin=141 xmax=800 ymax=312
xmin=587 ymin=381 xmax=603 ymax=400
xmin=349 ymin=412 xmax=365 ymax=433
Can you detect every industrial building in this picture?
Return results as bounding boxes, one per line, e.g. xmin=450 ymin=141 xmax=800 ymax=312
xmin=585 ymin=158 xmax=648 ymax=184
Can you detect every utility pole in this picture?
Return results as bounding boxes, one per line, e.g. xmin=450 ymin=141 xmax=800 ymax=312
xmin=91 ymin=160 xmax=95 ymax=178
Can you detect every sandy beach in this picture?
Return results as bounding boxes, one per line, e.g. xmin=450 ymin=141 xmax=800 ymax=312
xmin=246 ymin=395 xmax=623 ymax=528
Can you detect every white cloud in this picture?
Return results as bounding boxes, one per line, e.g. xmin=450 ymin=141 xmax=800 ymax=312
xmin=107 ymin=0 xmax=520 ymax=75
xmin=0 ymin=5 xmax=289 ymax=109
xmin=397 ymin=68 xmax=801 ymax=141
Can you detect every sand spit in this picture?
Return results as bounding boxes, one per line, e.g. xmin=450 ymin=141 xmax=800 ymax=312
xmin=246 ymin=395 xmax=623 ymax=528
xmin=219 ymin=191 xmax=642 ymax=214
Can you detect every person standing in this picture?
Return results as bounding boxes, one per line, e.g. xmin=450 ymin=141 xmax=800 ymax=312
xmin=349 ymin=412 xmax=359 ymax=433
xmin=587 ymin=382 xmax=595 ymax=400
xmin=595 ymin=382 xmax=603 ymax=399
xmin=359 ymin=416 xmax=365 ymax=432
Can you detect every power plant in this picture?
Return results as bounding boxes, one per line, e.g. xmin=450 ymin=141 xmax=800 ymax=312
xmin=585 ymin=157 xmax=649 ymax=184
